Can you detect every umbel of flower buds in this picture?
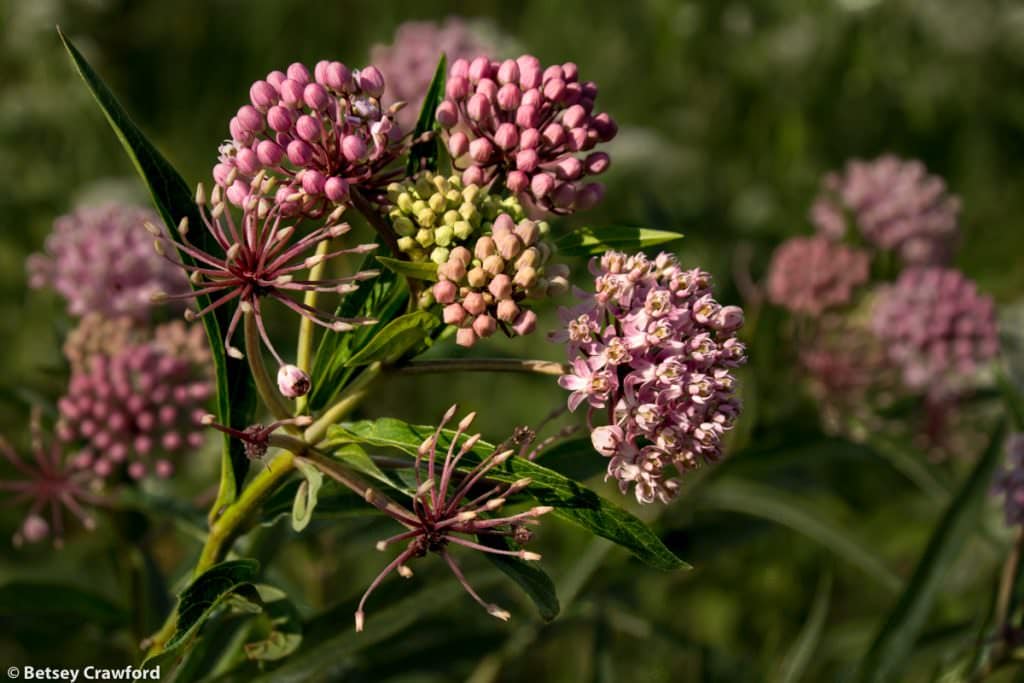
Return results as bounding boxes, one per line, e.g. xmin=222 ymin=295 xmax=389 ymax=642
xmin=810 ymin=155 xmax=961 ymax=266
xmin=553 ymin=251 xmax=747 ymax=504
xmin=871 ymin=267 xmax=999 ymax=396
xmin=26 ymin=203 xmax=187 ymax=321
xmin=435 ymin=55 xmax=617 ymax=213
xmin=766 ymin=236 xmax=871 ymax=316
xmin=215 ymin=60 xmax=405 ymax=217
xmin=432 ymin=212 xmax=569 ymax=347
xmin=387 ymin=172 xmax=523 ymax=263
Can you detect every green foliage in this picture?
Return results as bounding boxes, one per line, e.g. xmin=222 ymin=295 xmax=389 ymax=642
xmin=344 ymin=310 xmax=440 ymax=367
xmin=406 ymin=54 xmax=447 ymax=176
xmin=375 ymin=255 xmax=440 ymax=281
xmin=291 ymin=460 xmax=323 ymax=533
xmin=478 ymin=534 xmax=561 ymax=622
xmin=555 ymin=226 xmax=684 ymax=257
xmin=0 ymin=582 xmax=128 ymax=628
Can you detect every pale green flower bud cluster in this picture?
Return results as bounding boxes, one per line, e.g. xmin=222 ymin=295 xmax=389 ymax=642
xmin=387 ymin=172 xmax=524 ymax=264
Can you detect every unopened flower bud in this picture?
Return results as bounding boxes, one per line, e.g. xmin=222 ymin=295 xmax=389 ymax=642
xmin=277 ymin=364 xmax=311 ymax=398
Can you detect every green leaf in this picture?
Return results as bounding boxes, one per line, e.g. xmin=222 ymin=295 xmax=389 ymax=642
xmin=260 ymin=478 xmax=373 ymax=525
xmin=308 ymin=259 xmax=407 ymax=411
xmin=477 ymin=534 xmax=560 ymax=622
xmin=777 ymin=573 xmax=832 ymax=683
xmin=375 ymin=255 xmax=441 ymax=282
xmin=0 ymin=582 xmax=128 ymax=628
xmin=406 ymin=54 xmax=447 ymax=176
xmin=243 ymin=585 xmax=303 ymax=662
xmin=536 ymin=436 xmax=608 ymax=482
xmin=145 ymin=560 xmax=260 ymax=667
xmin=698 ymin=479 xmax=901 ymax=593
xmin=328 ymin=443 xmax=396 ymax=489
xmin=857 ymin=419 xmax=1008 ymax=683
xmin=345 ymin=310 xmax=440 ymax=367
xmin=555 ymin=226 xmax=684 ymax=257
xmin=326 ymin=418 xmax=689 ymax=571
xmin=59 ymin=29 xmax=255 ymax=506
xmin=291 ymin=460 xmax=323 ymax=532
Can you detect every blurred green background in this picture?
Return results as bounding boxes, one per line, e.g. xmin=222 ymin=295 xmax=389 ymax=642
xmin=2 ymin=0 xmax=1024 ymax=680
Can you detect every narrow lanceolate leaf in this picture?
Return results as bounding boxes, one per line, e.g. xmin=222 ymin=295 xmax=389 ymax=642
xmin=407 ymin=54 xmax=447 ymax=175
xmin=537 ymin=436 xmax=609 ymax=482
xmin=857 ymin=419 xmax=1008 ymax=683
xmin=555 ymin=226 xmax=684 ymax=257
xmin=345 ymin=310 xmax=440 ymax=367
xmin=777 ymin=573 xmax=832 ymax=683
xmin=375 ymin=255 xmax=440 ymax=282
xmin=242 ymin=585 xmax=303 ymax=662
xmin=58 ymin=29 xmax=255 ymax=506
xmin=478 ymin=534 xmax=560 ymax=622
xmin=326 ymin=419 xmax=689 ymax=571
xmin=308 ymin=259 xmax=407 ymax=411
xmin=699 ymin=479 xmax=901 ymax=593
xmin=144 ymin=560 xmax=260 ymax=667
xmin=291 ymin=460 xmax=324 ymax=532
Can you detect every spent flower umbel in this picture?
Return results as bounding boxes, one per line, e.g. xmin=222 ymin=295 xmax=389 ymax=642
xmin=553 ymin=251 xmax=747 ymax=503
xmin=811 ymin=155 xmax=961 ymax=265
xmin=215 ymin=60 xmax=405 ymax=216
xmin=0 ymin=411 xmax=99 ymax=547
xmin=354 ymin=405 xmax=551 ymax=631
xmin=872 ymin=267 xmax=999 ymax=396
xmin=151 ymin=183 xmax=378 ymax=373
xmin=435 ymin=55 xmax=617 ymax=213
xmin=27 ymin=203 xmax=187 ymax=320
xmin=766 ymin=236 xmax=871 ymax=315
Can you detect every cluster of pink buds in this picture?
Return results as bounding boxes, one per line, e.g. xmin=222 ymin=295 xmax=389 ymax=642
xmin=0 ymin=411 xmax=99 ymax=547
xmin=553 ymin=251 xmax=747 ymax=504
xmin=435 ymin=55 xmax=617 ymax=213
xmin=994 ymin=434 xmax=1024 ymax=527
xmin=215 ymin=61 xmax=405 ymax=217
xmin=56 ymin=334 xmax=213 ymax=481
xmin=766 ymin=236 xmax=871 ymax=315
xmin=150 ymin=182 xmax=378 ymax=392
xmin=432 ymin=213 xmax=568 ymax=347
xmin=26 ymin=203 xmax=187 ymax=320
xmin=810 ymin=155 xmax=961 ymax=265
xmin=872 ymin=267 xmax=999 ymax=396
xmin=355 ymin=405 xmax=551 ymax=631
xmin=371 ymin=18 xmax=494 ymax=133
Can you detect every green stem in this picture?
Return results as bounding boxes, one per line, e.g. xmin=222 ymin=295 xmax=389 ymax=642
xmin=244 ymin=311 xmax=294 ymax=423
xmin=305 ymin=361 xmax=382 ymax=444
xmin=295 ymin=239 xmax=331 ymax=415
xmin=397 ymin=358 xmax=568 ymax=377
xmin=351 ymin=188 xmax=399 ymax=257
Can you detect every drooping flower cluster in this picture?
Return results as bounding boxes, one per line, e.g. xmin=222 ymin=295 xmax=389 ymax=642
xmin=355 ymin=406 xmax=551 ymax=631
xmin=151 ymin=183 xmax=378 ymax=378
xmin=872 ymin=267 xmax=999 ymax=395
xmin=433 ymin=213 xmax=568 ymax=347
xmin=766 ymin=236 xmax=871 ymax=315
xmin=57 ymin=331 xmax=213 ymax=481
xmin=388 ymin=172 xmax=523 ymax=263
xmin=215 ymin=61 xmax=404 ymax=217
xmin=26 ymin=204 xmax=187 ymax=320
xmin=0 ymin=411 xmax=99 ymax=547
xmin=553 ymin=251 xmax=747 ymax=503
xmin=810 ymin=155 xmax=961 ymax=265
xmin=435 ymin=55 xmax=616 ymax=213
xmin=993 ymin=434 xmax=1024 ymax=526
xmin=371 ymin=18 xmax=494 ymax=133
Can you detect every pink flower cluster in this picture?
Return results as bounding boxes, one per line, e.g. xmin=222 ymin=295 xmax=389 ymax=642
xmin=371 ymin=18 xmax=493 ymax=133
xmin=766 ymin=236 xmax=871 ymax=315
xmin=553 ymin=251 xmax=746 ymax=503
xmin=994 ymin=435 xmax=1024 ymax=526
xmin=26 ymin=204 xmax=186 ymax=320
xmin=57 ymin=330 xmax=213 ymax=481
xmin=435 ymin=55 xmax=617 ymax=213
xmin=811 ymin=155 xmax=961 ymax=265
xmin=872 ymin=267 xmax=999 ymax=395
xmin=215 ymin=61 xmax=404 ymax=216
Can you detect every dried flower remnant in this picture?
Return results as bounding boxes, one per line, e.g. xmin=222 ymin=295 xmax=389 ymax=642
xmin=215 ymin=60 xmax=405 ymax=216
xmin=810 ymin=155 xmax=961 ymax=265
xmin=354 ymin=406 xmax=551 ymax=632
xmin=553 ymin=251 xmax=747 ymax=503
xmin=372 ymin=18 xmax=494 ymax=132
xmin=202 ymin=414 xmax=313 ymax=463
xmin=766 ymin=236 xmax=871 ymax=315
xmin=26 ymin=203 xmax=187 ymax=320
xmin=0 ymin=412 xmax=98 ymax=547
xmin=150 ymin=184 xmax=378 ymax=373
xmin=435 ymin=55 xmax=617 ymax=213
xmin=872 ymin=267 xmax=999 ymax=396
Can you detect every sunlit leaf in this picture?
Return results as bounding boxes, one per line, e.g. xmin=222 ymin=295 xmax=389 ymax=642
xmin=555 ymin=226 xmax=684 ymax=257
xmin=407 ymin=54 xmax=447 ymax=175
